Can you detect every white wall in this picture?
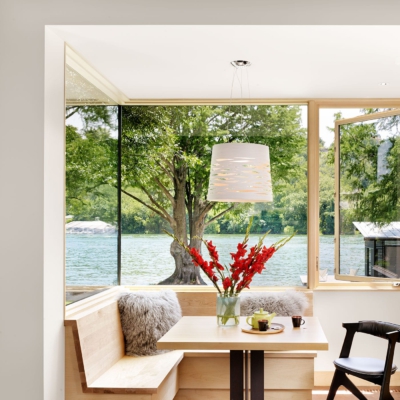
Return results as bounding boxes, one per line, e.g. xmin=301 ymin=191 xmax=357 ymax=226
xmin=2 ymin=2 xmax=400 ymax=400
xmin=314 ymin=291 xmax=400 ymax=371
xmin=43 ymin=28 xmax=66 ymax=400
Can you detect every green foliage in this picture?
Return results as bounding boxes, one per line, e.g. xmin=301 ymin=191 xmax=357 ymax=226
xmin=338 ymin=113 xmax=400 ymax=224
xmin=121 ymin=188 xmax=169 ymax=233
xmin=65 ymin=105 xmax=325 ymax=239
xmin=273 ymin=150 xmax=308 ymax=234
xmin=68 ymin=184 xmax=118 ymax=223
xmin=66 ymin=106 xmax=117 ymax=131
xmin=320 ymin=143 xmax=335 ymax=234
xmin=283 ymin=226 xmax=295 ymax=235
xmin=122 ymin=104 xmax=307 ymax=187
xmin=322 ymin=109 xmax=400 ymax=233
xmin=121 ymin=105 xmax=307 ymax=239
xmin=66 ymin=106 xmax=118 ymax=223
xmin=259 ymin=208 xmax=283 ymax=234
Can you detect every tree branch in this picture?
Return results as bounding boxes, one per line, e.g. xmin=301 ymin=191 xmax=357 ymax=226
xmin=66 ymin=107 xmax=79 ymax=120
xmin=185 ymin=168 xmax=192 ymax=208
xmin=121 ymin=188 xmax=172 ymax=224
xmin=139 ymin=185 xmax=174 ymax=223
xmin=153 ymin=177 xmax=175 ymax=206
xmin=206 ymin=113 xmax=221 ymax=126
xmin=66 ymin=196 xmax=87 ymax=205
xmin=155 ymin=159 xmax=175 ymax=181
xmin=85 ymin=182 xmax=110 ymax=192
xmin=199 ymin=202 xmax=215 ymax=221
xmin=205 ymin=205 xmax=236 ymax=227
xmin=160 ymin=154 xmax=175 ymax=173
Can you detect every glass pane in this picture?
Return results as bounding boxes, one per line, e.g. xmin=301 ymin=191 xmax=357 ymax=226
xmin=65 ymin=64 xmax=117 ymax=106
xmin=339 ymin=113 xmax=400 ymax=279
xmin=65 ymin=105 xmax=119 ymax=304
xmin=65 ymin=53 xmax=120 ymax=305
xmin=319 ymin=109 xmax=363 ymax=282
xmin=121 ymin=105 xmax=307 ymax=287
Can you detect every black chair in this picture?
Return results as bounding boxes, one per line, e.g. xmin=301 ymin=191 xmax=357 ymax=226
xmin=327 ymin=320 xmax=400 ymax=400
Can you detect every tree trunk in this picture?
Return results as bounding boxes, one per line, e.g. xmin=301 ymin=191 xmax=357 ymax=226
xmin=158 ymin=162 xmax=205 ymax=285
xmin=189 ymin=180 xmax=214 ymax=249
xmin=189 ymin=201 xmax=207 ymax=250
xmin=158 ymin=240 xmax=204 ymax=284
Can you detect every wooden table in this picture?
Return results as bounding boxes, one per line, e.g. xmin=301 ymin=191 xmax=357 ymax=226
xmin=158 ymin=316 xmax=328 ymax=400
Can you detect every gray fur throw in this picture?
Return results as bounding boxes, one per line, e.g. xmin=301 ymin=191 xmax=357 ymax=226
xmin=118 ymin=290 xmax=182 ymax=356
xmin=240 ymin=291 xmax=308 ymax=316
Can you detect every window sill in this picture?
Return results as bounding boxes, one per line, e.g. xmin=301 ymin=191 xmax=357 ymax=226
xmin=314 ymin=282 xmax=400 ymax=291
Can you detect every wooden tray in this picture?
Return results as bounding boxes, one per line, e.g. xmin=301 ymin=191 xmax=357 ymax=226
xmin=241 ymin=323 xmax=285 ymax=334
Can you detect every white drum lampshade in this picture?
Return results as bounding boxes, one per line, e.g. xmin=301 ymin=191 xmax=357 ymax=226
xmin=207 ymin=143 xmax=273 ymax=202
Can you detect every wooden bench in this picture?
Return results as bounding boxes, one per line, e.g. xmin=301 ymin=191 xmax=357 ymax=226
xmin=65 ymin=287 xmax=183 ymax=400
xmin=66 ymin=287 xmax=315 ymax=400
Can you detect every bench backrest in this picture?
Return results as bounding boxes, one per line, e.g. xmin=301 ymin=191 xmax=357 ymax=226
xmin=175 ymin=291 xmax=313 ymax=317
xmin=65 ymin=296 xmax=125 ymax=387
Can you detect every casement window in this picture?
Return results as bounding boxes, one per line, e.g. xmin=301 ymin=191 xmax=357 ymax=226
xmin=334 ymin=109 xmax=400 ymax=283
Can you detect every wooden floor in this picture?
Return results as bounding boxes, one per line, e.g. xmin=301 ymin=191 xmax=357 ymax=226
xmin=313 ymin=389 xmax=400 ymax=399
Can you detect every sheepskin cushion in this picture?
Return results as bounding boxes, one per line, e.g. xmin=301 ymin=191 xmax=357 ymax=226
xmin=240 ymin=291 xmax=308 ymax=316
xmin=118 ymin=290 xmax=182 ymax=356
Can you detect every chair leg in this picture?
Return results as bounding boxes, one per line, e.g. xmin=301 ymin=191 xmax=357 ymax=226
xmin=326 ymin=370 xmax=342 ymax=400
xmin=340 ymin=373 xmax=368 ymax=400
xmin=327 ymin=370 xmax=368 ymax=400
xmin=379 ymin=384 xmax=395 ymax=400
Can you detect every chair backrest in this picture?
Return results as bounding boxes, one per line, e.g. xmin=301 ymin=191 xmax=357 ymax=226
xmin=358 ymin=320 xmax=400 ymax=342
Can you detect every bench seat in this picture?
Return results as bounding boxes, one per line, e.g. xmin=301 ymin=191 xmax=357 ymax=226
xmin=88 ymin=352 xmax=184 ymax=394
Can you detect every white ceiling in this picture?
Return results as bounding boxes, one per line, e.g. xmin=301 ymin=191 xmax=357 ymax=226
xmin=53 ymin=25 xmax=400 ymax=99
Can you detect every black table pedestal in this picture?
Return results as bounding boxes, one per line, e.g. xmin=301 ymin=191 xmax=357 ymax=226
xmin=250 ymin=350 xmax=264 ymax=400
xmin=230 ymin=350 xmax=244 ymax=400
xmin=230 ymin=350 xmax=264 ymax=400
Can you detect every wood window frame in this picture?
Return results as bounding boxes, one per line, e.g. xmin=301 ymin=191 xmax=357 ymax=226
xmin=333 ymin=107 xmax=400 ymax=284
xmin=314 ymin=100 xmax=400 ymax=290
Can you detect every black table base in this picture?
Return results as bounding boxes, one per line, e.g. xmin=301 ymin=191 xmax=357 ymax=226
xmin=230 ymin=350 xmax=264 ymax=400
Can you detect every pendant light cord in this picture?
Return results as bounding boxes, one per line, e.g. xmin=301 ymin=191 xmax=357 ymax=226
xmin=240 ymin=67 xmax=243 ymax=133
xmin=227 ymin=66 xmax=237 ymax=136
xmin=229 ymin=63 xmax=250 ymax=142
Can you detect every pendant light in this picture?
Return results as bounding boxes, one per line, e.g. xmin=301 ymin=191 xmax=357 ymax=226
xmin=207 ymin=60 xmax=273 ymax=203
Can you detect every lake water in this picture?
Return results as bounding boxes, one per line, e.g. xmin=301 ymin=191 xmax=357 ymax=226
xmin=66 ymin=234 xmax=365 ymax=287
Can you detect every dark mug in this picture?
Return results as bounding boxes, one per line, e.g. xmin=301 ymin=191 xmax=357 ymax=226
xmin=292 ymin=316 xmax=305 ymax=328
xmin=258 ymin=319 xmax=269 ymax=331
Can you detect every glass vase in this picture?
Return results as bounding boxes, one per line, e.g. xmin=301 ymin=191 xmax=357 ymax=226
xmin=216 ymin=294 xmax=240 ymax=326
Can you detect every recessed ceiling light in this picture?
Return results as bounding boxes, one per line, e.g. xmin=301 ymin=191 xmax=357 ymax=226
xmin=231 ymin=60 xmax=251 ymax=68
xmin=381 ymin=82 xmax=388 ymax=86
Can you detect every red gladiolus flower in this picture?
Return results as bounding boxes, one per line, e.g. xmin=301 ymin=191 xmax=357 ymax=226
xmin=167 ymin=217 xmax=293 ymax=295
xmin=230 ymin=242 xmax=247 ymax=262
xmin=222 ymin=277 xmax=232 ymax=290
xmin=206 ymin=241 xmax=218 ymax=259
xmin=190 ymin=248 xmax=205 ymax=267
xmin=231 ymin=270 xmax=240 ymax=281
xmin=206 ymin=240 xmax=225 ymax=270
xmin=189 ymin=248 xmax=220 ymax=283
